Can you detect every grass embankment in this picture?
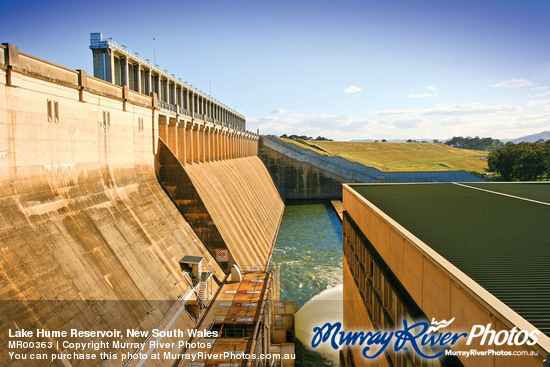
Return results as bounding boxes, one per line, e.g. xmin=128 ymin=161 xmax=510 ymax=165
xmin=280 ymin=139 xmax=488 ymax=173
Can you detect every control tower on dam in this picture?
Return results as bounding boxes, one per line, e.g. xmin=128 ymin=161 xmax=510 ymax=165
xmin=0 ymin=35 xmax=291 ymax=366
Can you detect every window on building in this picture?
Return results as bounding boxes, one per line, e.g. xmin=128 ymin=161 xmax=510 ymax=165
xmin=102 ymin=111 xmax=110 ymax=128
xmin=47 ymin=100 xmax=53 ymax=122
xmin=54 ymin=101 xmax=59 ymax=123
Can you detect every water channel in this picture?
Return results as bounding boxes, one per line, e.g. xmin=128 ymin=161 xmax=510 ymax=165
xmin=271 ymin=200 xmax=343 ymax=366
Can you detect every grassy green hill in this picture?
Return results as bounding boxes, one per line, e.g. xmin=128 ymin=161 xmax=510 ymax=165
xmin=280 ymin=139 xmax=488 ymax=173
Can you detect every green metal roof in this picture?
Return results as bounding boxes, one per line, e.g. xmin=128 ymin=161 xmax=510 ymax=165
xmin=349 ymin=182 xmax=550 ymax=336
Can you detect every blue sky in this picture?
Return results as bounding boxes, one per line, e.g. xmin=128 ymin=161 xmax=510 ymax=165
xmin=3 ymin=0 xmax=550 ymax=140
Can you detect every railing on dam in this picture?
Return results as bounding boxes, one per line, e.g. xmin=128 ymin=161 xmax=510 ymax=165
xmin=262 ymin=136 xmax=483 ymax=183
xmin=159 ymin=100 xmax=177 ymax=113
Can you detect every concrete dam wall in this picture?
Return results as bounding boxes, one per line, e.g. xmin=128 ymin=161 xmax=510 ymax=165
xmin=157 ymin=140 xmax=284 ymax=272
xmin=0 ymin=44 xmax=283 ymax=365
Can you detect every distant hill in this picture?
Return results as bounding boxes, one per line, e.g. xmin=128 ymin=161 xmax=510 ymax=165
xmin=509 ymin=130 xmax=550 ymax=144
xmin=352 ymin=138 xmax=441 ymax=143
xmin=281 ymin=139 xmax=488 ymax=173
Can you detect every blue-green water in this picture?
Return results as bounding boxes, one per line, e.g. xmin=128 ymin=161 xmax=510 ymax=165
xmin=271 ymin=200 xmax=343 ymax=366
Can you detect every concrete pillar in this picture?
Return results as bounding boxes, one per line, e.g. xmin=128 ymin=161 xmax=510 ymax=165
xmin=92 ymin=50 xmax=105 ymax=80
xmin=136 ymin=65 xmax=142 ymax=93
xmin=193 ymin=123 xmax=200 ymax=164
xmin=198 ymin=125 xmax=204 ymax=162
xmin=145 ymin=70 xmax=151 ymax=96
xmin=171 ymin=82 xmax=177 ymax=105
xmin=177 ymin=120 xmax=186 ymax=165
xmin=205 ymin=126 xmax=211 ymax=162
xmin=220 ymin=130 xmax=227 ymax=160
xmin=239 ymin=136 xmax=243 ymax=158
xmin=158 ymin=115 xmax=168 ymax=142
xmin=155 ymin=75 xmax=161 ymax=98
xmin=122 ymin=57 xmax=129 ymax=87
xmin=163 ymin=79 xmax=169 ymax=103
xmin=168 ymin=118 xmax=177 ymax=153
xmin=186 ymin=122 xmax=194 ymax=164
xmin=238 ymin=135 xmax=242 ymax=157
xmin=237 ymin=135 xmax=241 ymax=158
xmin=211 ymin=129 xmax=215 ymax=160
xmin=201 ymin=125 xmax=207 ymax=162
xmin=212 ymin=129 xmax=218 ymax=160
xmin=129 ymin=63 xmax=136 ymax=90
xmin=105 ymin=50 xmax=114 ymax=83
xmin=219 ymin=130 xmax=223 ymax=159
xmin=229 ymin=133 xmax=233 ymax=158
xmin=185 ymin=89 xmax=189 ymax=111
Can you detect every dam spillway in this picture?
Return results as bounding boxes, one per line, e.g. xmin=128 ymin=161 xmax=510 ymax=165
xmin=0 ymin=40 xmax=287 ymax=366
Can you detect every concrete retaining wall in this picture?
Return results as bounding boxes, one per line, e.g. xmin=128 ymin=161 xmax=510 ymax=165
xmin=261 ymin=137 xmax=483 ymax=189
xmin=260 ymin=141 xmax=354 ymax=199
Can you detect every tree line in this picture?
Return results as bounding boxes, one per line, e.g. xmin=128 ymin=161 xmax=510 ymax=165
xmin=279 ymin=134 xmax=333 ymax=141
xmin=445 ymin=136 xmax=504 ymax=151
xmin=488 ymin=140 xmax=550 ymax=181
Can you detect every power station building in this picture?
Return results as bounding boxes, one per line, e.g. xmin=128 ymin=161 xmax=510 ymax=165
xmin=341 ymin=182 xmax=550 ymax=367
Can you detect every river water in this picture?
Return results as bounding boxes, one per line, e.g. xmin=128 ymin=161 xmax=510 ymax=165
xmin=271 ymin=200 xmax=343 ymax=366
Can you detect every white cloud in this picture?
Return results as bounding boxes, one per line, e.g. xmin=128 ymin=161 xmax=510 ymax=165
xmin=427 ymin=86 xmax=437 ymax=91
xmin=382 ymin=118 xmax=425 ymax=129
xmin=526 ymin=98 xmax=550 ymax=111
xmin=527 ymin=91 xmax=550 ymax=98
xmin=301 ymin=114 xmax=374 ymax=128
xmin=248 ymin=105 xmax=545 ymax=141
xmin=408 ymin=93 xmax=437 ymax=98
xmin=375 ymin=108 xmax=421 ymax=116
xmin=375 ymin=103 xmax=521 ymax=116
xmin=344 ymin=85 xmax=363 ymax=94
xmin=530 ymin=86 xmax=548 ymax=91
xmin=423 ymin=103 xmax=521 ymax=116
xmin=493 ymin=78 xmax=533 ymax=88
xmin=269 ymin=107 xmax=285 ymax=114
xmin=247 ymin=113 xmax=376 ymax=140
